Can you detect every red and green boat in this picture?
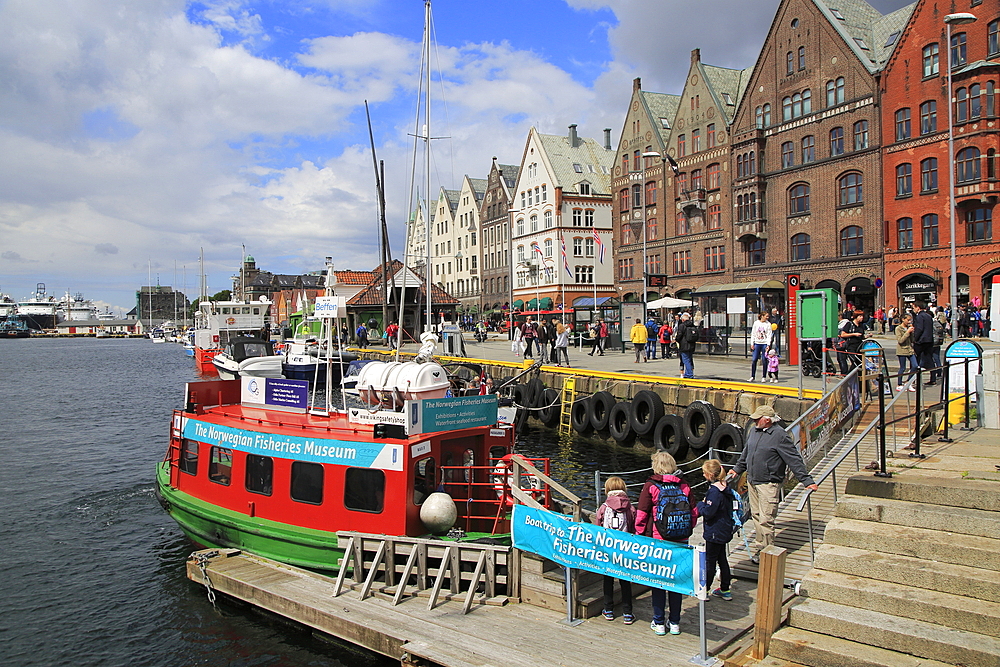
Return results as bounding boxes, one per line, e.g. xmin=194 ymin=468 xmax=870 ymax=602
xmin=156 ymin=373 xmax=545 ymax=572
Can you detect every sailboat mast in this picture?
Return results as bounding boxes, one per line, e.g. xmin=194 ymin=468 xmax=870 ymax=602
xmin=423 ymin=0 xmax=432 ymax=334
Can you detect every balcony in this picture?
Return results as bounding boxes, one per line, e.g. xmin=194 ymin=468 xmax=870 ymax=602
xmin=677 ymin=188 xmax=706 ymax=216
xmin=735 ymin=219 xmax=767 ymax=242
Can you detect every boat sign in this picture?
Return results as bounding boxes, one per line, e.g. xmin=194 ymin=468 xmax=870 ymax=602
xmin=512 ymin=505 xmax=702 ymax=597
xmin=405 ymin=394 xmax=498 ymax=436
xmin=241 ymin=377 xmax=309 ymax=412
xmin=314 ymin=296 xmax=345 ymax=319
xmin=348 ymin=407 xmax=407 ymax=427
xmin=182 ymin=419 xmax=404 ymax=470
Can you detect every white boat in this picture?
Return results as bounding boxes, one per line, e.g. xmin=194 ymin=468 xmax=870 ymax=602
xmin=17 ymin=283 xmax=60 ymax=330
xmin=212 ymin=336 xmax=284 ymax=380
xmin=193 ymin=297 xmax=272 ymax=372
xmin=61 ymin=292 xmax=98 ymax=321
xmin=0 ymin=293 xmax=17 ymax=319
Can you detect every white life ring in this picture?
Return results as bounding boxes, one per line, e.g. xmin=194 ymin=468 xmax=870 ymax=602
xmin=491 ymin=455 xmax=541 ymax=499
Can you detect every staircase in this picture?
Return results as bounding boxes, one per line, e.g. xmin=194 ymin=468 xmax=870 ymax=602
xmin=768 ymin=474 xmax=1000 ymax=667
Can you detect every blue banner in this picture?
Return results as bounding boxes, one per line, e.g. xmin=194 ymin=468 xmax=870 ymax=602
xmin=406 ymin=394 xmax=498 ymax=435
xmin=182 ymin=419 xmax=403 ymax=471
xmin=512 ymin=505 xmax=699 ymax=595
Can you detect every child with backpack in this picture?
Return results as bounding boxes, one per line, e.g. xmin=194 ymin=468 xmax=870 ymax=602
xmin=695 ymin=460 xmax=736 ymax=601
xmin=635 ymin=451 xmax=698 ymax=636
xmin=592 ymin=476 xmax=636 ymax=624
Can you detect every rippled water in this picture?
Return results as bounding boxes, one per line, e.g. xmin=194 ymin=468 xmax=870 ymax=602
xmin=0 ymin=337 xmax=658 ymax=667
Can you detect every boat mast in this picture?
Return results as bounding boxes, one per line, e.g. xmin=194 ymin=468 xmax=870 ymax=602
xmin=423 ymin=0 xmax=432 ymax=335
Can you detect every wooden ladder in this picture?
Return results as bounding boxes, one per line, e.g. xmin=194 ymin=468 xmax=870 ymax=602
xmin=558 ymin=376 xmax=576 ymax=435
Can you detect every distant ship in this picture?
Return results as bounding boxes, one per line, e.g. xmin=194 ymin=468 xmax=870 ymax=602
xmin=17 ymin=284 xmax=60 ymax=330
xmin=60 ymin=292 xmax=98 ymax=321
xmin=0 ymin=292 xmax=16 ymax=319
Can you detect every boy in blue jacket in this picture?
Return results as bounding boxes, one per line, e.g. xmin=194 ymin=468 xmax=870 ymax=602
xmin=696 ymin=459 xmax=735 ymax=600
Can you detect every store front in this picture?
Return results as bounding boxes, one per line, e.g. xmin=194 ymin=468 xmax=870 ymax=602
xmin=897 ymin=273 xmax=937 ymax=306
xmin=690 ymin=280 xmax=785 ymax=357
xmin=844 ymin=277 xmax=875 ymax=315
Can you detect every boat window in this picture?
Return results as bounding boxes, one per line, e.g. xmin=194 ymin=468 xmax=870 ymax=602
xmin=344 ymin=468 xmax=384 ymax=513
xmin=180 ymin=439 xmax=199 ymax=475
xmin=253 ymin=307 xmax=260 ymax=315
xmin=222 ymin=308 xmax=230 ymax=314
xmin=245 ymin=455 xmax=273 ymax=496
xmin=242 ymin=307 xmax=251 ymax=314
xmin=413 ymin=457 xmax=435 ymax=506
xmin=209 ymin=446 xmax=233 ymax=485
xmin=290 ymin=461 xmax=324 ymax=505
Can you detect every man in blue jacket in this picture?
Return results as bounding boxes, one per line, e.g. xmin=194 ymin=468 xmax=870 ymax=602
xmin=912 ymin=301 xmax=936 ymax=384
xmin=727 ymin=405 xmax=818 ymax=563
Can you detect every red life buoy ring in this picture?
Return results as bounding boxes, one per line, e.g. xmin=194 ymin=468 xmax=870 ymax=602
xmin=491 ymin=454 xmax=541 ymax=500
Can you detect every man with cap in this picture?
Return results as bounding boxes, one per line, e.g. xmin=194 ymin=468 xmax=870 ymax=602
xmin=727 ymin=405 xmax=818 ymax=563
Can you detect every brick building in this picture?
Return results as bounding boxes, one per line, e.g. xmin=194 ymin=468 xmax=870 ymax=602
xmin=479 ymin=158 xmax=519 ymax=321
xmin=881 ymin=0 xmax=1000 ymax=309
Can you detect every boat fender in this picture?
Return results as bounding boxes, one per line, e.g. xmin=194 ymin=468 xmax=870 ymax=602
xmin=652 ymin=414 xmax=688 ymax=460
xmin=588 ymin=391 xmax=616 ymax=431
xmin=683 ymin=400 xmax=721 ymax=452
xmin=629 ymin=390 xmax=664 ymax=437
xmin=538 ymin=388 xmax=561 ymax=427
xmin=607 ymin=402 xmax=636 ymax=445
xmin=708 ymin=423 xmax=745 ymax=459
xmin=570 ymin=398 xmax=593 ymax=434
xmin=491 ymin=454 xmax=541 ymax=500
xmin=419 ymin=492 xmax=458 ymax=534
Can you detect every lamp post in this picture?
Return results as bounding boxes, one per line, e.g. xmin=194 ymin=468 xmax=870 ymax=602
xmin=642 ymin=151 xmax=680 ymax=311
xmin=945 ymin=12 xmax=977 ymax=339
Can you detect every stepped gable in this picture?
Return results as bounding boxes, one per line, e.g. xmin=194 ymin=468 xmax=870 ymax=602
xmin=768 ymin=473 xmax=1000 ymax=667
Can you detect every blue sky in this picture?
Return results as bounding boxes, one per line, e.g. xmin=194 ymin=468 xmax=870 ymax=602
xmin=0 ymin=0 xmax=909 ymax=314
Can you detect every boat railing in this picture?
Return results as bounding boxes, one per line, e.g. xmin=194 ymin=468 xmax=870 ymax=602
xmin=507 ymin=454 xmax=584 ymax=522
xmin=438 ymin=456 xmax=552 ymax=535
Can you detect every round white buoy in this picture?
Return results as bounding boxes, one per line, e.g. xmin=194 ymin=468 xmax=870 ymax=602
xmin=419 ymin=492 xmax=458 ymax=534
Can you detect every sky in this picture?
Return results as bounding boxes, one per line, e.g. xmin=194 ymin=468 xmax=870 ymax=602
xmin=0 ymin=0 xmax=909 ymax=315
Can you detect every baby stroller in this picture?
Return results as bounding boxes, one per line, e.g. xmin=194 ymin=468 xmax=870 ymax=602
xmin=800 ymin=340 xmax=825 ymax=378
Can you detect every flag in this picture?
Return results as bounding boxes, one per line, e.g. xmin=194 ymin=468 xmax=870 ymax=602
xmin=561 ymin=238 xmax=572 ymax=278
xmin=593 ymin=228 xmax=605 ymax=264
xmin=531 ymin=242 xmax=544 ymax=258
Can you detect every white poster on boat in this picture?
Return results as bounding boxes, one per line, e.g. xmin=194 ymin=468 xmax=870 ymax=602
xmin=314 ymin=296 xmax=345 ymax=319
xmin=241 ymin=376 xmax=309 ymax=412
xmin=347 ymin=407 xmax=408 ymax=427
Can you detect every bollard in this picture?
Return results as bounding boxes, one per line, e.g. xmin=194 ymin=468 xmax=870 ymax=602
xmin=751 ymin=546 xmax=788 ymax=660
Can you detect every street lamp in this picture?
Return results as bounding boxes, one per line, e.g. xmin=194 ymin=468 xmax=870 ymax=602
xmin=642 ymin=151 xmax=680 ymax=310
xmin=945 ymin=12 xmax=977 ymax=339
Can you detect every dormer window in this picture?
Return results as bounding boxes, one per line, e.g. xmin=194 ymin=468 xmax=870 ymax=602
xmin=579 ymin=182 xmax=592 ymax=195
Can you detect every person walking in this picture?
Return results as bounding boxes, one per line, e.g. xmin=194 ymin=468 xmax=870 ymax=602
xmin=546 ymin=318 xmax=558 ymax=363
xmin=522 ymin=317 xmax=537 ymax=358
xmin=596 ymin=318 xmax=609 ymax=355
xmin=535 ymin=317 xmax=551 ymax=363
xmin=727 ymin=405 xmax=818 ymax=563
xmin=696 ymin=459 xmax=735 ymax=601
xmin=749 ymin=312 xmax=773 ymax=382
xmin=636 ymin=451 xmax=697 ymax=636
xmin=385 ymin=321 xmax=400 ymax=350
xmin=931 ymin=312 xmax=947 ymax=383
xmin=355 ymin=321 xmax=369 ymax=348
xmin=770 ymin=308 xmax=783 ymax=354
xmin=554 ymin=322 xmax=571 ymax=367
xmin=839 ymin=311 xmax=866 ymax=374
xmin=658 ymin=320 xmax=673 ymax=359
xmin=645 ymin=318 xmax=659 ymax=360
xmin=630 ymin=318 xmax=648 ymax=363
xmin=675 ymin=312 xmax=697 ymax=379
xmin=765 ymin=347 xmax=780 ymax=383
xmin=593 ymin=475 xmax=636 ymax=624
xmin=894 ymin=314 xmax=918 ymax=391
xmin=912 ymin=301 xmax=935 ymax=384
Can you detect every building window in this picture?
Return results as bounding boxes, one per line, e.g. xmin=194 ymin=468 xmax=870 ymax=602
xmin=585 ymin=209 xmax=594 ymax=227
xmin=782 ymin=89 xmax=812 ymax=121
xmin=919 ymin=100 xmax=937 ymax=134
xmin=574 ymin=265 xmax=593 ymax=284
xmin=755 ymin=104 xmax=772 ymax=128
xmin=895 ymin=108 xmax=911 ymax=141
xmin=840 ymin=226 xmax=864 ymax=256
xmin=708 ymin=204 xmax=721 ymax=230
xmin=781 ymin=141 xmax=794 ymax=168
xmin=706 ymin=164 xmax=720 ymax=189
xmin=530 ymin=214 xmax=538 ymax=232
xmin=826 ymin=77 xmax=845 ymax=106
xmin=853 ymin=121 xmax=868 ymax=150
xmin=989 ymin=20 xmax=999 ymax=58
xmin=801 ymin=135 xmax=815 ymax=163
xmin=789 ymin=183 xmax=810 ymax=215
xmin=838 ymin=173 xmax=863 ymax=206
xmin=544 ymin=210 xmax=552 ymax=228
xmin=621 ymin=223 xmax=633 ymax=245
xmin=922 ymin=214 xmax=939 ymax=247
xmin=749 ymin=151 xmax=756 ymax=175
xmin=618 ymin=258 xmax=633 ymax=280
xmin=951 ymin=32 xmax=967 ymax=68
xmin=707 ymin=124 xmax=716 ymax=148
xmin=692 ymin=129 xmax=701 ymax=153
xmin=246 ymin=454 xmax=273 ymax=496
xmin=633 ymin=150 xmax=641 ymax=171
xmin=705 ymin=245 xmax=726 ymax=271
xmin=676 ymin=212 xmax=689 ymax=236
xmin=573 ymin=208 xmax=582 ymax=226
xmin=921 ymin=158 xmax=939 ymax=192
xmin=790 ymin=233 xmax=811 ymax=261
xmin=747 ymin=238 xmax=766 ymax=266
xmin=967 ymin=207 xmax=992 ymax=243
xmin=672 ymin=250 xmax=692 ymax=274
xmin=573 ymin=237 xmax=583 ymax=257
xmin=677 ymin=134 xmax=686 ymax=157
xmin=179 ymin=439 xmax=199 ymax=475
xmin=896 ymin=163 xmax=912 ymax=197
xmin=541 ymin=184 xmax=547 ymax=201
xmin=956 ymin=147 xmax=981 ymax=184
xmin=830 ymin=127 xmax=844 ymax=155
xmin=646 ymin=218 xmax=657 ymax=241
xmin=922 ymin=43 xmax=939 ymax=77
xmin=291 ymin=461 xmax=324 ymax=505
xmin=517 ymin=245 xmax=525 ymax=262
xmin=691 ymin=169 xmax=703 ymax=190
xmin=345 ymin=468 xmax=385 ymax=513
xmin=736 ymin=154 xmax=744 ymax=178
xmin=970 ymin=83 xmax=982 ymax=120
xmin=897 ymin=218 xmax=913 ymax=249
xmin=544 ymin=238 xmax=553 ymax=257
xmin=645 ymin=181 xmax=657 ymax=205
xmin=579 ymin=182 xmax=590 ymax=195
xmin=619 ymin=189 xmax=629 ymax=212
xmin=676 ymin=172 xmax=687 ymax=197
xmin=516 ymin=218 xmax=524 ymax=236
xmin=632 ymin=184 xmax=642 ymax=208
xmin=582 ymin=237 xmax=593 ymax=257
xmin=786 ymin=51 xmax=794 ymax=75
xmin=798 ymin=46 xmax=806 ymax=70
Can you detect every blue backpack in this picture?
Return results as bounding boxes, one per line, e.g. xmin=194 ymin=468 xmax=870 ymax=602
xmin=653 ymin=482 xmax=693 ymax=539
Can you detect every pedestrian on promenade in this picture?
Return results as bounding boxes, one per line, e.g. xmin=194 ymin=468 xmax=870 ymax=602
xmin=695 ymin=459 xmax=735 ymax=601
xmin=675 ymin=312 xmax=697 ymax=378
xmin=658 ymin=320 xmax=673 ymax=359
xmin=630 ymin=318 xmax=648 ymax=363
xmin=838 ymin=311 xmax=865 ymax=375
xmin=522 ymin=317 xmax=537 ymax=358
xmin=894 ymin=314 xmax=917 ymax=391
xmin=645 ymin=318 xmax=659 ymax=360
xmin=597 ymin=318 xmax=609 ymax=355
xmin=636 ymin=451 xmax=697 ymax=636
xmin=912 ymin=302 xmax=935 ymax=384
xmin=536 ymin=317 xmax=550 ymax=363
xmin=931 ymin=312 xmax=947 ymax=383
xmin=511 ymin=322 xmax=524 ymax=357
xmin=765 ymin=347 xmax=780 ymax=383
xmin=554 ymin=322 xmax=571 ymax=367
xmin=749 ymin=312 xmax=772 ymax=382
xmin=385 ymin=321 xmax=399 ymax=350
xmin=727 ymin=405 xmax=818 ymax=563
xmin=547 ymin=318 xmax=558 ymax=363
xmin=593 ymin=475 xmax=636 ymax=624
xmin=770 ymin=308 xmax=783 ymax=354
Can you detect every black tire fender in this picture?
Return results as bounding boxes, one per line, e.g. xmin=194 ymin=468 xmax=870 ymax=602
xmin=526 ymin=377 xmax=546 ymax=408
xmin=607 ymin=402 xmax=636 ymax=445
xmin=589 ymin=391 xmax=616 ymax=431
xmin=571 ymin=398 xmax=593 ymax=434
xmin=629 ymin=390 xmax=664 ymax=437
xmin=683 ymin=400 xmax=720 ymax=452
xmin=708 ymin=422 xmax=744 ymax=456
xmin=652 ymin=414 xmax=688 ymax=460
xmin=538 ymin=388 xmax=561 ymax=427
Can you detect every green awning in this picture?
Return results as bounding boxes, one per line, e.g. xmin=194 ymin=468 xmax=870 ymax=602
xmin=513 ymin=299 xmax=524 ymax=309
xmin=527 ymin=298 xmax=538 ymax=310
xmin=539 ymin=297 xmax=554 ymax=310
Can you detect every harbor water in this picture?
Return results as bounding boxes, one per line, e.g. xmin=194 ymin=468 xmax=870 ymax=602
xmin=0 ymin=337 xmax=653 ymax=667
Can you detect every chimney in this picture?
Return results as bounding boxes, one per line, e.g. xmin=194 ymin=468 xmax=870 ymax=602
xmin=568 ymin=124 xmax=579 ymax=147
xmin=633 ymin=77 xmax=642 ymax=92
xmin=604 ymin=128 xmax=612 ymax=150
xmin=691 ymin=48 xmax=700 ymax=63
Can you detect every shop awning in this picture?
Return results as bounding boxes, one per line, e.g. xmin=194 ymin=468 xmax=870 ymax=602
xmin=573 ymin=296 xmax=617 ymax=307
xmin=526 ymin=298 xmax=538 ymax=310
xmin=647 ymin=296 xmax=694 ymax=309
xmin=513 ymin=299 xmax=524 ymax=309
xmin=539 ymin=297 xmax=554 ymax=310
xmin=691 ymin=280 xmax=785 ymax=295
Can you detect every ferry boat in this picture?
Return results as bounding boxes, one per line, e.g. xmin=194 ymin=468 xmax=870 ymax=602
xmin=192 ymin=297 xmax=272 ymax=373
xmin=155 ymin=362 xmax=541 ymax=572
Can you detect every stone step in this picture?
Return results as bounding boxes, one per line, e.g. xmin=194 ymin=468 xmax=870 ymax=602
xmin=822 ymin=517 xmax=1000 ymax=571
xmin=770 ymin=626 xmax=955 ymax=667
xmin=845 ymin=473 xmax=1000 ymax=513
xmin=813 ymin=543 xmax=1000 ymax=604
xmin=787 ymin=598 xmax=1000 ymax=666
xmin=799 ymin=569 xmax=1000 ymax=637
xmin=835 ymin=494 xmax=1000 ymax=539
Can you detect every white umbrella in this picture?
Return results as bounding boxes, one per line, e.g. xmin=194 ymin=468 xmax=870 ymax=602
xmin=647 ymin=296 xmax=694 ymax=309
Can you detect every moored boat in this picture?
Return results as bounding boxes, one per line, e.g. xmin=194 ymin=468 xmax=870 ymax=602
xmin=211 ymin=336 xmax=284 ymax=380
xmin=17 ymin=283 xmax=59 ymax=330
xmin=0 ymin=315 xmax=32 ymax=338
xmin=192 ymin=298 xmax=272 ymax=373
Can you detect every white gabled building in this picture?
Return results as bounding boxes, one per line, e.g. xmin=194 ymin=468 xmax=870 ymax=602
xmin=509 ymin=125 xmax=615 ymax=314
xmin=448 ymin=175 xmax=487 ymax=316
